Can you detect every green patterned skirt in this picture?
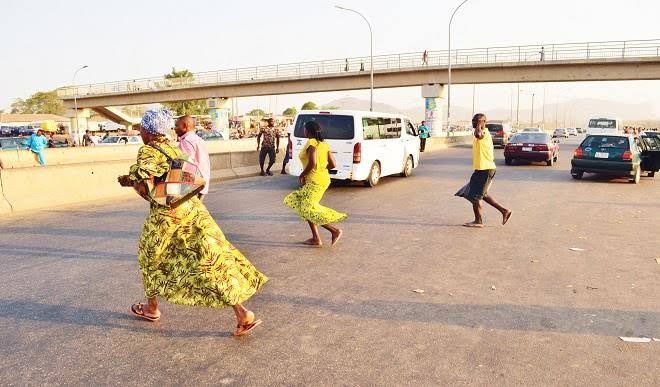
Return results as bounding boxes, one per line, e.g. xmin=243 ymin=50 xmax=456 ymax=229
xmin=137 ymin=198 xmax=267 ymax=308
xmin=284 ymin=181 xmax=348 ymax=225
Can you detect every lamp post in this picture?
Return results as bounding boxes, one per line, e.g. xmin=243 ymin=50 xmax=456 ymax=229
xmin=335 ymin=5 xmax=374 ymax=111
xmin=530 ymin=92 xmax=535 ymax=127
xmin=516 ymin=83 xmax=520 ymax=129
xmin=72 ymin=65 xmax=88 ymax=142
xmin=446 ymin=0 xmax=470 ymax=131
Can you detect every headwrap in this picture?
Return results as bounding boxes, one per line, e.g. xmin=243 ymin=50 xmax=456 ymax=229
xmin=141 ymin=108 xmax=174 ymax=135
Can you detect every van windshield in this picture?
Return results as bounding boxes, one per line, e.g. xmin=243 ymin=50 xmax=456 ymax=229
xmin=588 ymin=119 xmax=617 ymax=129
xmin=294 ymin=114 xmax=354 ymax=140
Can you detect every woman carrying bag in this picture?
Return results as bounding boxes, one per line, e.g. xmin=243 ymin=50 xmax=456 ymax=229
xmin=118 ymin=108 xmax=267 ymax=336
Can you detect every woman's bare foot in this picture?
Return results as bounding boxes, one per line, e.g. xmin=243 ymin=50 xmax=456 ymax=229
xmin=463 ymin=222 xmax=484 ymax=228
xmin=502 ymin=210 xmax=513 ymax=225
xmin=331 ymin=229 xmax=343 ymax=246
xmin=303 ymin=238 xmax=322 ymax=247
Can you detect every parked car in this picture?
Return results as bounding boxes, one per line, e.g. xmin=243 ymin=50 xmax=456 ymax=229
xmin=571 ymin=134 xmax=660 ymax=183
xmin=96 ymin=135 xmax=142 ymax=146
xmin=576 ymin=127 xmax=584 ymax=134
xmin=485 ymin=121 xmax=513 ymax=148
xmin=197 ymin=130 xmax=224 ymax=141
xmin=504 ymin=132 xmax=559 ymax=166
xmin=522 ymin=127 xmax=543 ymax=133
xmin=553 ymin=128 xmax=569 ymax=138
xmin=566 ymin=128 xmax=578 ymax=136
xmin=286 ymin=110 xmax=420 ymax=187
xmin=0 ymin=137 xmax=29 ymax=151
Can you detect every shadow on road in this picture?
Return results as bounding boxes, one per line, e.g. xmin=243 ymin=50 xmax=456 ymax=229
xmin=260 ymin=293 xmax=660 ymax=338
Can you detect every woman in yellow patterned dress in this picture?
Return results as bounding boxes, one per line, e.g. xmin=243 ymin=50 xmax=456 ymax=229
xmin=117 ymin=108 xmax=267 ymax=336
xmin=284 ymin=121 xmax=347 ymax=247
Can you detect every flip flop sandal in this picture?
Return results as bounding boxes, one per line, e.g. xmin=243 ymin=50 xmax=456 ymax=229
xmin=130 ymin=303 xmax=160 ymax=322
xmin=234 ymin=319 xmax=263 ymax=337
xmin=463 ymin=223 xmax=485 ymax=228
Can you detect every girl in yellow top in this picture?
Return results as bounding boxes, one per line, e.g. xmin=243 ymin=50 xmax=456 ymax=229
xmin=284 ymin=121 xmax=348 ymax=247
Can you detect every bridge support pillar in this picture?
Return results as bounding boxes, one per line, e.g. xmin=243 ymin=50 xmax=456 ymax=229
xmin=207 ymin=98 xmax=231 ymax=140
xmin=421 ymin=84 xmax=446 ymax=137
xmin=65 ymin=108 xmax=92 ymax=145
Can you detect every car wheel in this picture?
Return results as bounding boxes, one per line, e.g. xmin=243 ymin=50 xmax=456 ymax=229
xmin=400 ymin=155 xmax=414 ymax=177
xmin=571 ymin=170 xmax=584 ymax=180
xmin=647 ymin=171 xmax=655 ymax=178
xmin=365 ymin=161 xmax=381 ymax=187
xmin=630 ymin=166 xmax=641 ymax=184
xmin=505 ymin=157 xmax=512 ymax=166
xmin=546 ymin=157 xmax=554 ymax=167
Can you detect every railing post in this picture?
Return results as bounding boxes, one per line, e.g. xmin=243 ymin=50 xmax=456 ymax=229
xmin=486 ymin=47 xmax=489 ymax=63
xmin=586 ymin=43 xmax=590 ymax=59
xmin=276 ymin=64 xmax=279 ymax=77
xmin=235 ymin=68 xmax=239 ymax=81
xmin=518 ymin=46 xmax=521 ymax=62
xmin=399 ymin=54 xmax=401 ymax=69
xmin=298 ymin=63 xmax=301 ymax=76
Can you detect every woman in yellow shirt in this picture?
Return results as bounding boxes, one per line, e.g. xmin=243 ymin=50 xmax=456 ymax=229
xmin=284 ymin=121 xmax=348 ymax=246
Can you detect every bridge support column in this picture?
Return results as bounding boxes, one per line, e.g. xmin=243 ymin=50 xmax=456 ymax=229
xmin=65 ymin=108 xmax=92 ymax=145
xmin=421 ymin=84 xmax=446 ymax=137
xmin=207 ymin=98 xmax=231 ymax=140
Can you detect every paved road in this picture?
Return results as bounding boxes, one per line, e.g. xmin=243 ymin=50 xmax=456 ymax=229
xmin=1 ymin=137 xmax=658 ymax=386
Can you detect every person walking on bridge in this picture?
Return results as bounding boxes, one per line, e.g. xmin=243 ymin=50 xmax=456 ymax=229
xmin=284 ymin=121 xmax=347 ymax=247
xmin=455 ymin=113 xmax=512 ymax=228
xmin=118 ymin=108 xmax=267 ymax=336
xmin=257 ymin=117 xmax=280 ymax=176
xmin=175 ymin=115 xmax=211 ymax=200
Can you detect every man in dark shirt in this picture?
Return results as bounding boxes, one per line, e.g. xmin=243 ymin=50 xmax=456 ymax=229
xmin=256 ymin=118 xmax=281 ymax=176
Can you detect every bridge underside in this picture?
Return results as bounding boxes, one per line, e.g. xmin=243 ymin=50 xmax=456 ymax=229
xmin=63 ymin=57 xmax=660 ymax=109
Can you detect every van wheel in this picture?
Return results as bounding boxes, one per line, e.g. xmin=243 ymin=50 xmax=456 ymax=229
xmin=630 ymin=166 xmax=641 ymax=184
xmin=365 ymin=161 xmax=381 ymax=187
xmin=546 ymin=158 xmax=554 ymax=167
xmin=647 ymin=171 xmax=655 ymax=178
xmin=400 ymin=156 xmax=414 ymax=177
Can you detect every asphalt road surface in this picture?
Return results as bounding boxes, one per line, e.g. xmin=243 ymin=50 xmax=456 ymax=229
xmin=1 ymin=136 xmax=658 ymax=386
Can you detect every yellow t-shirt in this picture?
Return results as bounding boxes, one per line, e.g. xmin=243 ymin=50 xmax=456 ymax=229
xmin=472 ymin=129 xmax=496 ymax=170
xmin=299 ymin=139 xmax=331 ymax=186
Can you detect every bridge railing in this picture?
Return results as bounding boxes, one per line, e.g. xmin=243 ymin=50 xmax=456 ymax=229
xmin=58 ymin=39 xmax=660 ymax=99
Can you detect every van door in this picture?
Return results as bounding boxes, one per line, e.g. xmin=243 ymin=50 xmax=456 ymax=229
xmin=379 ymin=118 xmax=404 ymax=176
xmin=403 ymin=120 xmax=421 ymax=166
xmin=640 ymin=136 xmax=660 ymax=172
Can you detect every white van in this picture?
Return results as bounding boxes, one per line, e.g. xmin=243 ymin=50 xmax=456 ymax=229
xmin=585 ymin=116 xmax=621 ymax=135
xmin=286 ymin=110 xmax=420 ymax=186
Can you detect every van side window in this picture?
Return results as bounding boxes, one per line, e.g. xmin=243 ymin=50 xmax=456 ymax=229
xmin=362 ymin=117 xmax=380 ymax=140
xmin=405 ymin=121 xmax=416 ymax=136
xmin=379 ymin=118 xmax=401 ymax=139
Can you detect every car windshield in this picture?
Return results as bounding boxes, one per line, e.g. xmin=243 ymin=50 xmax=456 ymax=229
xmin=294 ymin=114 xmax=355 ymax=140
xmin=588 ymin=119 xmax=617 ymax=129
xmin=522 ymin=128 xmax=540 ymax=132
xmin=510 ymin=133 xmax=550 ymax=143
xmin=101 ymin=137 xmax=120 ymax=143
xmin=486 ymin=124 xmax=503 ymax=133
xmin=582 ymin=136 xmax=629 ymax=149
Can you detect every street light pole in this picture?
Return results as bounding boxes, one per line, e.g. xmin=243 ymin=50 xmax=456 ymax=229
xmin=335 ymin=5 xmax=374 ymax=111
xmin=471 ymin=84 xmax=476 ymax=117
xmin=72 ymin=65 xmax=88 ymax=143
xmin=447 ymin=0 xmax=470 ymax=131
xmin=516 ymin=83 xmax=520 ymax=129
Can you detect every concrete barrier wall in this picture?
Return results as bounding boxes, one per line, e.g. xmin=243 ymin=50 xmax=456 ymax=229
xmin=0 ymin=136 xmax=470 ymax=215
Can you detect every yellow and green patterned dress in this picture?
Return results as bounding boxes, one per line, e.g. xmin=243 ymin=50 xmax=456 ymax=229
xmin=128 ymin=137 xmax=267 ymax=307
xmin=284 ymin=138 xmax=348 ymax=225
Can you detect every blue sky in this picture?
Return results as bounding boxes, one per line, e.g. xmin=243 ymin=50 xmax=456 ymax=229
xmin=2 ymin=0 xmax=659 ymax=118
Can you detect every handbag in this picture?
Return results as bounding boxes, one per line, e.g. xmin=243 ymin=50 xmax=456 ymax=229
xmin=144 ymin=143 xmax=206 ymax=208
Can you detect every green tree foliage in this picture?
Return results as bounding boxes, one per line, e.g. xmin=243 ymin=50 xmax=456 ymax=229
xmin=162 ymin=68 xmax=208 ymax=116
xmin=301 ymin=101 xmax=318 ymax=110
xmin=248 ymin=109 xmax=267 ymax=117
xmin=11 ymin=91 xmax=64 ymax=115
xmin=282 ymin=107 xmax=297 ymax=116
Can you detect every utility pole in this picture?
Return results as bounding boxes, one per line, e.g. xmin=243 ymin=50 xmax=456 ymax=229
xmin=471 ymin=84 xmax=476 ymax=117
xmin=516 ymin=83 xmax=520 ymax=129
xmin=531 ymin=93 xmax=535 ymax=127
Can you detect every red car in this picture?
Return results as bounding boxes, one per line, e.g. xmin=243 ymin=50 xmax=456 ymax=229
xmin=504 ymin=132 xmax=559 ymax=166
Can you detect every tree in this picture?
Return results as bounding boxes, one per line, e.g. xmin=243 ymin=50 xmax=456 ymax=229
xmin=301 ymin=101 xmax=318 ymax=110
xmin=162 ymin=68 xmax=208 ymax=116
xmin=248 ymin=109 xmax=267 ymax=117
xmin=282 ymin=107 xmax=297 ymax=116
xmin=11 ymin=91 xmax=64 ymax=115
